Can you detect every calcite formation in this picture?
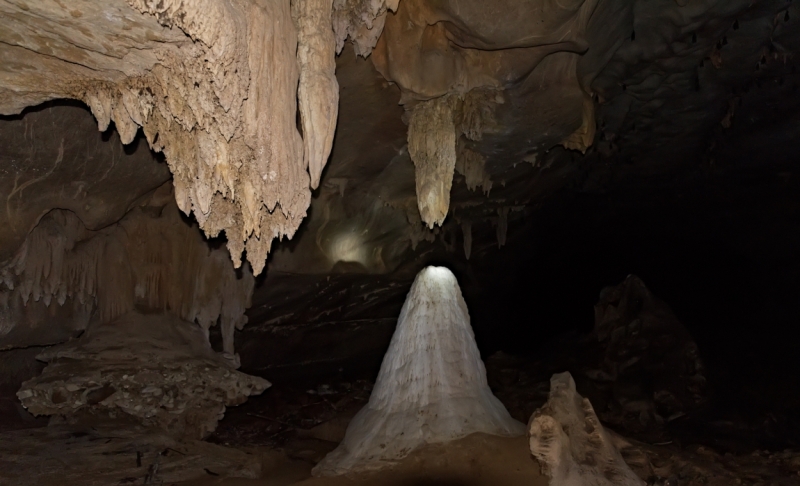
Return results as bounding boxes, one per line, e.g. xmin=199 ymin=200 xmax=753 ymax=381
xmin=0 ymin=0 xmax=348 ymax=274
xmin=0 ymin=185 xmax=254 ymax=360
xmin=407 ymin=96 xmax=459 ymax=228
xmin=407 ymin=89 xmax=501 ymax=228
xmin=294 ymin=0 xmax=340 ymax=190
xmin=529 ymin=372 xmax=644 ymax=486
xmin=313 ymin=266 xmax=524 ymax=476
xmin=456 ymin=146 xmax=492 ymax=195
xmin=331 ymin=0 xmax=400 ymax=57
xmin=17 ymin=312 xmax=270 ymax=439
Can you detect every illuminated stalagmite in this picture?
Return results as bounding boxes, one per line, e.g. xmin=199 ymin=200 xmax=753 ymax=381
xmin=529 ymin=372 xmax=644 ymax=486
xmin=313 ymin=266 xmax=525 ymax=476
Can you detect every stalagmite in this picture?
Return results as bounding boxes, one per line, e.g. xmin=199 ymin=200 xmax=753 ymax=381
xmin=293 ymin=0 xmax=340 ymax=190
xmin=462 ymin=221 xmax=473 ymax=260
xmin=529 ymin=372 xmax=645 ymax=486
xmin=313 ymin=266 xmax=525 ymax=476
xmin=407 ymin=96 xmax=458 ymax=229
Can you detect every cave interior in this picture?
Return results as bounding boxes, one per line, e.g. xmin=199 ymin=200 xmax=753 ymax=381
xmin=1 ymin=0 xmax=800 ymax=484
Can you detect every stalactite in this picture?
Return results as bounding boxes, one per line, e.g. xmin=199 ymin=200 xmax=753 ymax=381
xmin=560 ymin=94 xmax=597 ymax=153
xmin=456 ymin=146 xmax=493 ymax=195
xmin=496 ymin=207 xmax=509 ymax=248
xmin=331 ymin=0 xmax=400 ymax=57
xmin=0 ymin=0 xmax=350 ymax=275
xmin=407 ymin=96 xmax=458 ymax=229
xmin=293 ymin=0 xmax=340 ymax=190
xmin=461 ymin=221 xmax=473 ymax=260
xmin=1 ymin=189 xmax=254 ymax=362
xmin=407 ymin=89 xmax=501 ymax=229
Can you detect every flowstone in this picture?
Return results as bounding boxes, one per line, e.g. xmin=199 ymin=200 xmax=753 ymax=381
xmin=313 ymin=265 xmax=524 ymax=476
xmin=529 ymin=372 xmax=644 ymax=486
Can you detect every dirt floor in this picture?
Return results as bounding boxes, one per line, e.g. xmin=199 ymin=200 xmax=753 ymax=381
xmin=179 ymin=434 xmax=545 ymax=486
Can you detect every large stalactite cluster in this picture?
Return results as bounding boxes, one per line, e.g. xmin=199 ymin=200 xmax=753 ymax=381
xmin=0 ymin=0 xmax=363 ymax=275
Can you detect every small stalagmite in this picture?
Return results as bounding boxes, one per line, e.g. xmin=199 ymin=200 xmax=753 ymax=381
xmin=529 ymin=372 xmax=644 ymax=486
xmin=313 ymin=265 xmax=525 ymax=476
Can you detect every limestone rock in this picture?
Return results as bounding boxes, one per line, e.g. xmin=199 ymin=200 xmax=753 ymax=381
xmin=528 ymin=372 xmax=645 ymax=486
xmin=407 ymin=96 xmax=458 ymax=229
xmin=0 ymin=0 xmax=343 ymax=274
xmin=293 ymin=0 xmax=340 ymax=190
xmin=17 ymin=312 xmax=270 ymax=439
xmin=589 ymin=275 xmax=708 ymax=436
xmin=331 ymin=0 xmax=400 ymax=57
xmin=313 ymin=266 xmax=524 ymax=476
xmin=0 ymin=188 xmax=254 ymax=356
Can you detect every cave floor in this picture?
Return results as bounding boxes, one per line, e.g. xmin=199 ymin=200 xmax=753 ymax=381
xmin=183 ymin=434 xmax=544 ymax=486
xmin=3 ymin=343 xmax=800 ymax=485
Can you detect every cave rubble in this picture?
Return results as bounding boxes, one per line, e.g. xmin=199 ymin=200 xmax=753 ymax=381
xmin=17 ymin=311 xmax=269 ymax=439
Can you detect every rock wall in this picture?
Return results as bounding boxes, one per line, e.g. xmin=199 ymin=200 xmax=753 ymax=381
xmin=0 ymin=185 xmax=254 ymax=360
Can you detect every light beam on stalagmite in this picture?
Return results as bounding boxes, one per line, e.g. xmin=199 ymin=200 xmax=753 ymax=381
xmin=312 ymin=265 xmax=525 ymax=476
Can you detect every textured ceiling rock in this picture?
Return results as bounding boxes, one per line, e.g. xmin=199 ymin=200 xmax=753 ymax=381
xmin=0 ymin=103 xmax=170 ymax=264
xmin=0 ymin=0 xmax=345 ymax=274
xmin=332 ymin=0 xmax=400 ymax=57
xmin=373 ymin=0 xmax=600 ymax=227
xmin=1 ymin=187 xmax=254 ymax=359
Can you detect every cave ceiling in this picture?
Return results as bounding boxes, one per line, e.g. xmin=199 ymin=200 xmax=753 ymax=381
xmin=1 ymin=0 xmax=799 ymax=350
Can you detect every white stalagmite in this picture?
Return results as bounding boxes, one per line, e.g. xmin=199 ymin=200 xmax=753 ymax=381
xmin=529 ymin=372 xmax=645 ymax=486
xmin=313 ymin=266 xmax=525 ymax=476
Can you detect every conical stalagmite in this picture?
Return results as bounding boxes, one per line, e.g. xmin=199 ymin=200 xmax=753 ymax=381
xmin=313 ymin=266 xmax=525 ymax=476
xmin=529 ymin=372 xmax=644 ymax=486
